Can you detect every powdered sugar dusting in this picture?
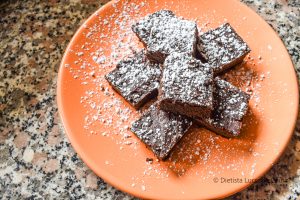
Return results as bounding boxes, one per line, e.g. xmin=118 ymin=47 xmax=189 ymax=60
xmin=105 ymin=50 xmax=161 ymax=108
xmin=131 ymin=104 xmax=192 ymax=159
xmin=161 ymin=52 xmax=214 ymax=108
xmin=61 ymin=0 xmax=281 ymax=191
xmin=198 ymin=78 xmax=250 ymax=137
xmin=132 ymin=10 xmax=198 ymax=62
xmin=198 ymin=23 xmax=250 ymax=74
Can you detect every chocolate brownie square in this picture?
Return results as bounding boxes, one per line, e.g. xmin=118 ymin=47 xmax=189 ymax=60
xmin=196 ymin=78 xmax=250 ymax=137
xmin=131 ymin=104 xmax=192 ymax=159
xmin=132 ymin=10 xmax=198 ymax=63
xmin=105 ymin=51 xmax=162 ymax=109
xmin=197 ymin=23 xmax=250 ymax=74
xmin=159 ymin=52 xmax=214 ymax=118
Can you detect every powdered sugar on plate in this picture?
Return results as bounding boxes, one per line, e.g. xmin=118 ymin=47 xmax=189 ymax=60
xmin=61 ymin=0 xmax=287 ymax=190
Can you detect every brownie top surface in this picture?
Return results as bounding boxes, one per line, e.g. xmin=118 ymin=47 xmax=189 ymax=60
xmin=198 ymin=78 xmax=250 ymax=136
xmin=213 ymin=78 xmax=250 ymax=121
xmin=198 ymin=23 xmax=250 ymax=68
xmin=160 ymin=52 xmax=214 ymax=108
xmin=132 ymin=10 xmax=197 ymax=56
xmin=105 ymin=51 xmax=161 ymax=104
xmin=131 ymin=104 xmax=192 ymax=159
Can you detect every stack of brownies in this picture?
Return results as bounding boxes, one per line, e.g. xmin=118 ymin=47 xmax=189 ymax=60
xmin=105 ymin=10 xmax=251 ymax=160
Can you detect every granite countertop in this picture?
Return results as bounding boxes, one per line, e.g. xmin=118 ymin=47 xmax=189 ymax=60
xmin=0 ymin=0 xmax=299 ymax=199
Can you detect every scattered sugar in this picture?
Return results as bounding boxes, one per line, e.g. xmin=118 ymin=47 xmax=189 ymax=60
xmin=250 ymin=163 xmax=257 ymax=177
xmin=124 ymin=141 xmax=132 ymax=145
xmin=62 ymin=0 xmax=275 ymax=187
xmin=77 ymin=52 xmax=84 ymax=56
xmin=141 ymin=185 xmax=146 ymax=191
xmin=267 ymin=45 xmax=272 ymax=50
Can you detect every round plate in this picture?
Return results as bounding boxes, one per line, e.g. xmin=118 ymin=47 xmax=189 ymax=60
xmin=57 ymin=0 xmax=299 ymax=199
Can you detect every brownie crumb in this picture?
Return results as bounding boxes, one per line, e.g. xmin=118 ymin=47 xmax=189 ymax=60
xmin=146 ymin=158 xmax=153 ymax=164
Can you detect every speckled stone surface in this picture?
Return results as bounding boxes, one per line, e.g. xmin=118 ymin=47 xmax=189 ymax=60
xmin=0 ymin=0 xmax=299 ymax=199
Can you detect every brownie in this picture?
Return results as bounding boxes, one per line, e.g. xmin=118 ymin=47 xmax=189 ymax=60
xmin=132 ymin=10 xmax=198 ymax=63
xmin=131 ymin=104 xmax=192 ymax=159
xmin=196 ymin=78 xmax=250 ymax=137
xmin=159 ymin=52 xmax=214 ymax=118
xmin=105 ymin=51 xmax=162 ymax=109
xmin=197 ymin=23 xmax=250 ymax=74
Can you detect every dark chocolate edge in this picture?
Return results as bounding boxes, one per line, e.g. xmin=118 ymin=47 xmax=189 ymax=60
xmin=146 ymin=51 xmax=167 ymax=63
xmin=192 ymin=25 xmax=199 ymax=58
xmin=194 ymin=118 xmax=241 ymax=138
xmin=213 ymin=51 xmax=250 ymax=75
xmin=159 ymin=98 xmax=212 ymax=119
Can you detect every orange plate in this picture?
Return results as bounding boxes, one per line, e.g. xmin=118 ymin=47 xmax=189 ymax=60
xmin=57 ymin=0 xmax=299 ymax=199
